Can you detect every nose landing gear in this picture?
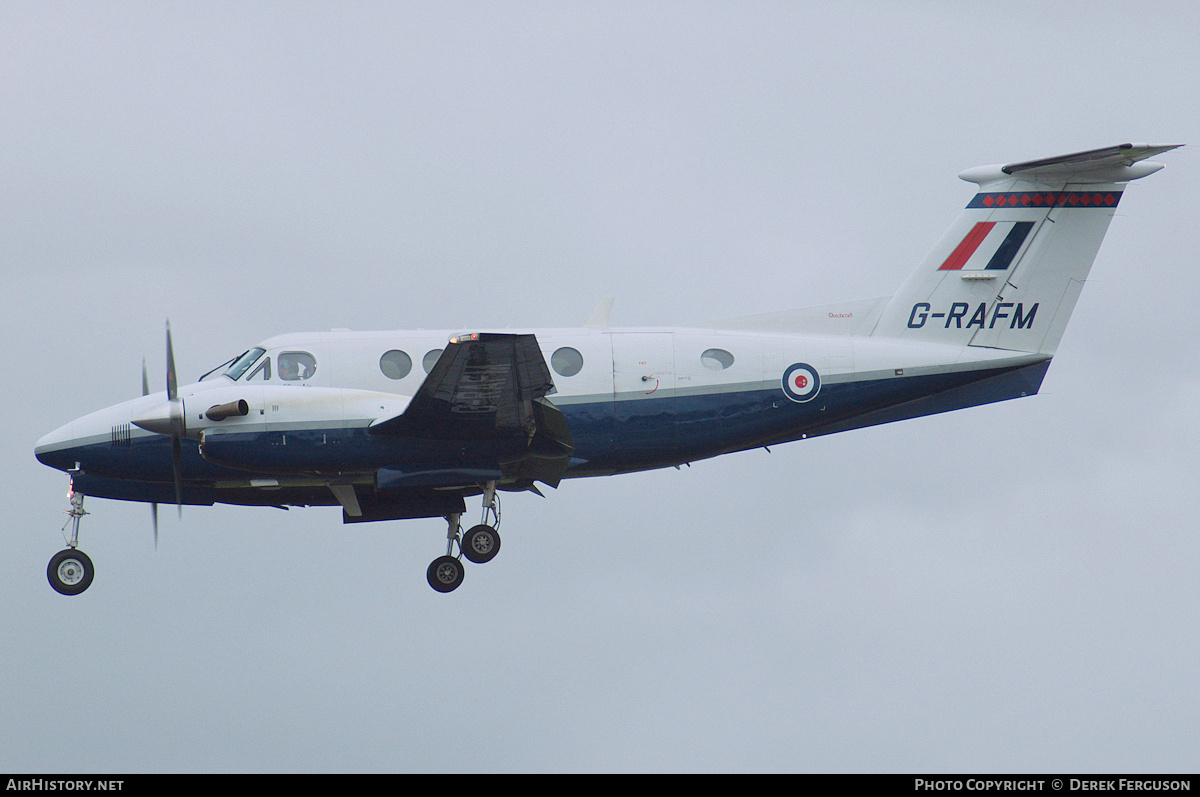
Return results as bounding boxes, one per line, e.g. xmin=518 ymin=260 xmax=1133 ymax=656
xmin=48 ymin=490 xmax=94 ymax=596
xmin=48 ymin=548 xmax=94 ymax=595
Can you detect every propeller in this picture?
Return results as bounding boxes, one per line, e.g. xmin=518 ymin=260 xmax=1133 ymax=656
xmin=143 ymin=358 xmax=158 ymax=547
xmin=133 ymin=320 xmax=186 ymax=547
xmin=165 ymin=320 xmax=183 ymax=516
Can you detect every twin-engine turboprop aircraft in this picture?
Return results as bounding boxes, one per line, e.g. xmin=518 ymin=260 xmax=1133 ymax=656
xmin=35 ymin=143 xmax=1179 ymax=594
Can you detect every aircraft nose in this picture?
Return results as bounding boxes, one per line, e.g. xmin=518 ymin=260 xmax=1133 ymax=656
xmin=35 ymin=420 xmax=78 ymax=470
xmin=36 ymin=396 xmax=164 ymax=474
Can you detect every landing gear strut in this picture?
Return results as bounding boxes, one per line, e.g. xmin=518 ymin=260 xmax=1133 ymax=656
xmin=48 ymin=490 xmax=94 ymax=596
xmin=425 ymin=483 xmax=502 ymax=593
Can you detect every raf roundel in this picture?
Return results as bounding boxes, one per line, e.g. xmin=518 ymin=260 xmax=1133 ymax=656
xmin=782 ymin=362 xmax=821 ymax=403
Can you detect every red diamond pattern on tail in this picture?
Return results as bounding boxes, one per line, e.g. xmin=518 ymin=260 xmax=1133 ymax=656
xmin=967 ymin=191 xmax=1123 ymax=209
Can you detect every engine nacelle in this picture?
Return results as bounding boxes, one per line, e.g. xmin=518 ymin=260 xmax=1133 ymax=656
xmin=195 ymin=386 xmax=410 ymax=473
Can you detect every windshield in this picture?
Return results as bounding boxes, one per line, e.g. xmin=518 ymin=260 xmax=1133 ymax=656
xmin=223 ymin=348 xmax=266 ymax=381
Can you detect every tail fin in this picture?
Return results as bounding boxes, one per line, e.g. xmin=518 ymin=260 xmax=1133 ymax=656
xmin=872 ymin=143 xmax=1179 ymax=354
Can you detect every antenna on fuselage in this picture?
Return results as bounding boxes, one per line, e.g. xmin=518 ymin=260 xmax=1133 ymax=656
xmin=584 ymin=297 xmax=615 ymax=329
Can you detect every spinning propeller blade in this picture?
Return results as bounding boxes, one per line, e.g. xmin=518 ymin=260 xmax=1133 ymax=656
xmin=143 ymin=357 xmax=158 ymax=546
xmin=166 ymin=320 xmax=178 ymax=402
xmin=165 ymin=320 xmax=183 ymax=518
xmin=134 ymin=320 xmax=185 ymax=543
xmin=144 ymin=354 xmax=161 ymax=545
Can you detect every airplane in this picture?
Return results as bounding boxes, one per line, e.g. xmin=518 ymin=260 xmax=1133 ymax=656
xmin=34 ymin=142 xmax=1180 ymax=595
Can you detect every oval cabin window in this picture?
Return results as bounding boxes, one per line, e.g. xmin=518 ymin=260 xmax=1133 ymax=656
xmin=700 ymin=348 xmax=735 ymax=371
xmin=551 ymin=347 xmax=584 ymax=377
xmin=380 ymin=350 xmax=412 ymax=380
xmin=423 ymin=349 xmax=443 ymax=374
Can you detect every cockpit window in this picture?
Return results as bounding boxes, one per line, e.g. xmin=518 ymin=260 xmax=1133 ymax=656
xmin=279 ymin=351 xmax=316 ymax=381
xmin=224 ymin=348 xmax=266 ymax=381
xmin=246 ymin=356 xmax=271 ymax=381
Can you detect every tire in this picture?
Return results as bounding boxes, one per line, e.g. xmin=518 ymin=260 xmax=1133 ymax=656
xmin=462 ymin=524 xmax=501 ymax=564
xmin=427 ymin=555 xmax=464 ymax=593
xmin=48 ymin=549 xmax=94 ymax=596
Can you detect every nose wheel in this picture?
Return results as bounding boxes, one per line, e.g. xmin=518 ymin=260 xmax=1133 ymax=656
xmin=48 ymin=489 xmax=94 ymax=596
xmin=48 ymin=548 xmax=94 ymax=596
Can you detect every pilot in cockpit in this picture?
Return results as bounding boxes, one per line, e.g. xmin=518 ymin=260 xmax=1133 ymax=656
xmin=278 ymin=352 xmax=315 ymax=381
xmin=279 ymin=355 xmax=299 ymax=381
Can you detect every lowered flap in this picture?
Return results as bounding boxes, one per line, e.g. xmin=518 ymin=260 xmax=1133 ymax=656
xmin=500 ymin=397 xmax=574 ymax=488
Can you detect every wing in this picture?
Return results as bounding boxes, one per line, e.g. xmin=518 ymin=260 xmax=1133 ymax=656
xmin=367 ymin=333 xmax=574 ymax=487
xmin=368 ymin=333 xmax=553 ymax=439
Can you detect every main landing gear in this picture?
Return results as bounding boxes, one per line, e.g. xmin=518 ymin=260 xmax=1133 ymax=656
xmin=46 ymin=481 xmax=506 ymax=595
xmin=47 ymin=490 xmax=95 ymax=596
xmin=426 ymin=482 xmax=502 ymax=593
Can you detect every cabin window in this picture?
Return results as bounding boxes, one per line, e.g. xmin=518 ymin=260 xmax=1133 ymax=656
xmin=700 ymin=348 xmax=735 ymax=371
xmin=278 ymin=351 xmax=317 ymax=381
xmin=380 ymin=350 xmax=412 ymax=380
xmin=551 ymin=347 xmax=584 ymax=377
xmin=423 ymin=349 xmax=443 ymax=373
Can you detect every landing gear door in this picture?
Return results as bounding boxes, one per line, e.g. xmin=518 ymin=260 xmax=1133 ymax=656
xmin=611 ymin=332 xmax=676 ymax=459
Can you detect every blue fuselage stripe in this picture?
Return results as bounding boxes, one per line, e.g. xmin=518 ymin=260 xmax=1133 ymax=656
xmin=39 ymin=360 xmax=1050 ymax=506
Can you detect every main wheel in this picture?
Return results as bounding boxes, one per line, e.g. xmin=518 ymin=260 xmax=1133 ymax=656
xmin=47 ymin=548 xmax=94 ymax=596
xmin=427 ymin=555 xmax=465 ymax=593
xmin=462 ymin=524 xmax=501 ymax=564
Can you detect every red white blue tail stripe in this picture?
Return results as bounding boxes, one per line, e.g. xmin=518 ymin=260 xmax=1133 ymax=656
xmin=938 ymin=220 xmax=1035 ymax=271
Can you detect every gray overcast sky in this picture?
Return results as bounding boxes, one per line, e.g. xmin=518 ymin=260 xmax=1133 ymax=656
xmin=3 ymin=1 xmax=1197 ymax=773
